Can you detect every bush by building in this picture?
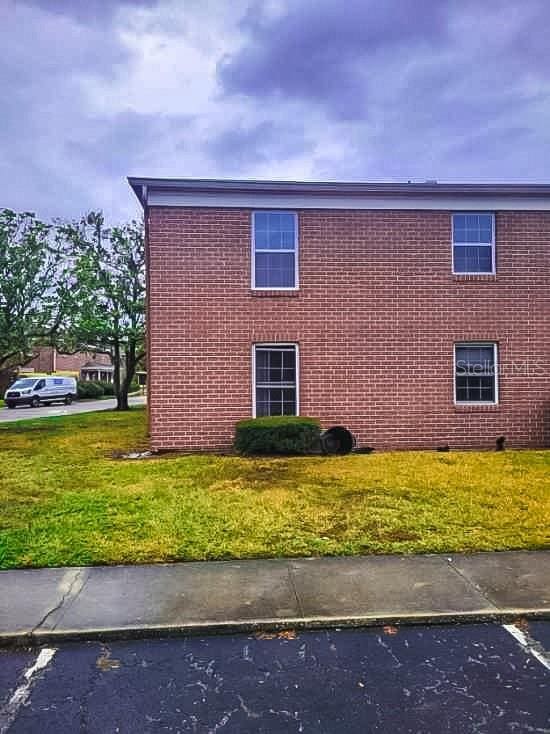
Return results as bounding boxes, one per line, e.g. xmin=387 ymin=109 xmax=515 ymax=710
xmin=234 ymin=416 xmax=321 ymax=455
xmin=76 ymin=380 xmax=105 ymax=399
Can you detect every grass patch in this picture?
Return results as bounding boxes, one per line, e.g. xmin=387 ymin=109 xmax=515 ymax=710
xmin=0 ymin=408 xmax=549 ymax=569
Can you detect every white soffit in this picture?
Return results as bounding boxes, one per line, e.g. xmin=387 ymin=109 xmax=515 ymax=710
xmin=147 ymin=190 xmax=550 ymax=211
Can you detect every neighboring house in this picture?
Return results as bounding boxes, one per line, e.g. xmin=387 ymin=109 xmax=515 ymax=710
xmin=23 ymin=348 xmax=113 ymax=382
xmin=80 ymin=362 xmax=146 ymax=385
xmin=129 ymin=177 xmax=550 ymax=452
xmin=80 ymin=361 xmax=114 ymax=383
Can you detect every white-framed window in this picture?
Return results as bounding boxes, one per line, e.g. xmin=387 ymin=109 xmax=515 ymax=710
xmin=452 ymin=213 xmax=495 ymax=274
xmin=252 ymin=211 xmax=298 ymax=289
xmin=454 ymin=342 xmax=498 ymax=404
xmin=252 ymin=343 xmax=299 ymax=416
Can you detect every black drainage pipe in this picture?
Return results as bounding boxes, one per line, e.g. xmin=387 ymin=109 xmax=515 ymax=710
xmin=320 ymin=426 xmax=356 ymax=455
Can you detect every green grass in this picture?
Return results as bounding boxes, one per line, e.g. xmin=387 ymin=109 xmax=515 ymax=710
xmin=0 ymin=407 xmax=549 ymax=569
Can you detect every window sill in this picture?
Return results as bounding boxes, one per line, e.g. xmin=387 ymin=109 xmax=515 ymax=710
xmin=454 ymin=403 xmax=500 ymax=412
xmin=452 ymin=274 xmax=497 ymax=282
xmin=250 ymin=290 xmax=300 ymax=297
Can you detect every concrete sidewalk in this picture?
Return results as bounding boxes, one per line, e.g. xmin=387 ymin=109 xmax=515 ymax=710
xmin=1 ymin=551 xmax=548 ymax=645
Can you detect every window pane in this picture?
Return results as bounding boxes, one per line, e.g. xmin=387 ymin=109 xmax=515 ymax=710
xmin=282 ymin=367 xmax=295 ymax=382
xmin=283 ymin=350 xmax=295 ymax=367
xmin=477 ymin=245 xmax=493 ymax=271
xmin=268 ymin=212 xmax=281 ymax=230
xmin=279 ymin=213 xmax=294 ymax=230
xmin=268 ymin=362 xmax=283 ymax=382
xmin=254 ymin=212 xmax=269 ymax=231
xmin=281 ymin=230 xmax=295 ymax=248
xmin=454 ymin=244 xmax=492 ymax=273
xmin=465 ymin=246 xmax=480 ymax=271
xmin=255 ymin=350 xmax=269 ymax=383
xmin=256 ymin=348 xmax=296 ymax=385
xmin=256 ymin=387 xmax=270 ymax=417
xmin=256 ymin=387 xmax=297 ymax=416
xmin=453 ymin=246 xmax=467 ymax=271
xmin=456 ymin=346 xmax=494 ymax=374
xmin=453 ymin=227 xmax=467 ymax=244
xmin=479 ymin=226 xmax=492 ymax=244
xmin=455 ymin=345 xmax=496 ymax=402
xmin=282 ymin=388 xmax=296 ymax=415
xmin=454 ymin=214 xmax=466 ymax=227
xmin=478 ymin=214 xmax=493 ymax=231
xmin=255 ymin=229 xmax=269 ymax=248
xmin=480 ymin=375 xmax=495 ymax=402
xmin=269 ymin=397 xmax=283 ymax=415
xmin=268 ymin=229 xmax=283 ymax=248
xmin=255 ymin=252 xmax=295 ymax=288
xmin=453 ymin=214 xmax=466 ymax=233
xmin=453 ymin=213 xmax=493 ymax=245
xmin=255 ymin=348 xmax=297 ymax=416
xmin=254 ymin=211 xmax=295 ymax=251
xmin=467 ymin=376 xmax=493 ymax=402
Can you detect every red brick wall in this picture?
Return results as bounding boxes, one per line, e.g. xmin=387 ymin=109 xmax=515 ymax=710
xmin=25 ymin=347 xmax=55 ymax=373
xmin=24 ymin=349 xmax=111 ymax=374
xmin=56 ymin=351 xmax=111 ymax=371
xmin=147 ymin=207 xmax=550 ymax=451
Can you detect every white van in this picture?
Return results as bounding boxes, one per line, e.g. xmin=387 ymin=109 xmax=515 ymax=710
xmin=4 ymin=376 xmax=77 ymax=409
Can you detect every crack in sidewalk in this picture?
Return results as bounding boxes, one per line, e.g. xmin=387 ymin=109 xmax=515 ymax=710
xmin=445 ymin=557 xmax=500 ymax=611
xmin=286 ymin=562 xmax=305 ymax=618
xmin=31 ymin=568 xmax=89 ymax=636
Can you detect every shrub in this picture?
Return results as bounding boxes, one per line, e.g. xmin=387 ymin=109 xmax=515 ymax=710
xmin=128 ymin=380 xmax=140 ymax=393
xmin=77 ymin=380 xmax=105 ymax=399
xmin=98 ymin=381 xmax=115 ymax=396
xmin=234 ymin=416 xmax=321 ymax=455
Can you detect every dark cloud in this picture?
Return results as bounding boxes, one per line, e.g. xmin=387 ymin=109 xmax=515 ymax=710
xmin=0 ymin=2 xmax=145 ymax=220
xmin=216 ymin=0 xmax=550 ymax=180
xmin=66 ymin=110 xmax=194 ymax=176
xmin=205 ymin=120 xmax=312 ymax=172
xmin=3 ymin=3 xmax=133 ymax=81
xmin=218 ymin=0 xmax=450 ymax=120
xmin=1 ymin=0 xmax=550 ymax=224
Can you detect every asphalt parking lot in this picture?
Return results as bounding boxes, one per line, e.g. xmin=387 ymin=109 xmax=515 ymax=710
xmin=1 ymin=622 xmax=549 ymax=733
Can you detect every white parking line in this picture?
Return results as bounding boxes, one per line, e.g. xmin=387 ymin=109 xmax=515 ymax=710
xmin=0 ymin=648 xmax=57 ymax=734
xmin=503 ymin=624 xmax=550 ymax=672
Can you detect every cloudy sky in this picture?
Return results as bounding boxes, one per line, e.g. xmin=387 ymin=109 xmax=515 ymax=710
xmin=1 ymin=0 xmax=549 ymax=222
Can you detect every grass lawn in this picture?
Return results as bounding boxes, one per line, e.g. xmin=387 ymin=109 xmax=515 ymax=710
xmin=0 ymin=407 xmax=548 ymax=569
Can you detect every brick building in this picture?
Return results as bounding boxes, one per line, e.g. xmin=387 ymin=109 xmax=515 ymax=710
xmin=129 ymin=178 xmax=550 ymax=452
xmin=24 ymin=348 xmax=112 ymax=381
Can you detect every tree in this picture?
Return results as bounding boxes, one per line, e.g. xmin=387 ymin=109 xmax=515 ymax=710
xmin=60 ymin=212 xmax=145 ymax=410
xmin=0 ymin=209 xmax=72 ymax=392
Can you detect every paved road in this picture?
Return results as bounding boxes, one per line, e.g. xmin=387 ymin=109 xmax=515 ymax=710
xmin=1 ymin=622 xmax=549 ymax=733
xmin=0 ymin=396 xmax=145 ymax=423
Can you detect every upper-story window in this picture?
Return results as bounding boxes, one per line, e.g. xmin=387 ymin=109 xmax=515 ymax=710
xmin=452 ymin=213 xmax=495 ymax=274
xmin=252 ymin=211 xmax=298 ymax=289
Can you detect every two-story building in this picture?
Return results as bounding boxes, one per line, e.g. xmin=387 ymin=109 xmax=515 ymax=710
xmin=129 ymin=178 xmax=550 ymax=452
xmin=22 ymin=347 xmax=114 ymax=382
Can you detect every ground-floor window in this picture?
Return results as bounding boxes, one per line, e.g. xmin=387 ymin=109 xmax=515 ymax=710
xmin=455 ymin=342 xmax=498 ymax=404
xmin=253 ymin=344 xmax=298 ymax=417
